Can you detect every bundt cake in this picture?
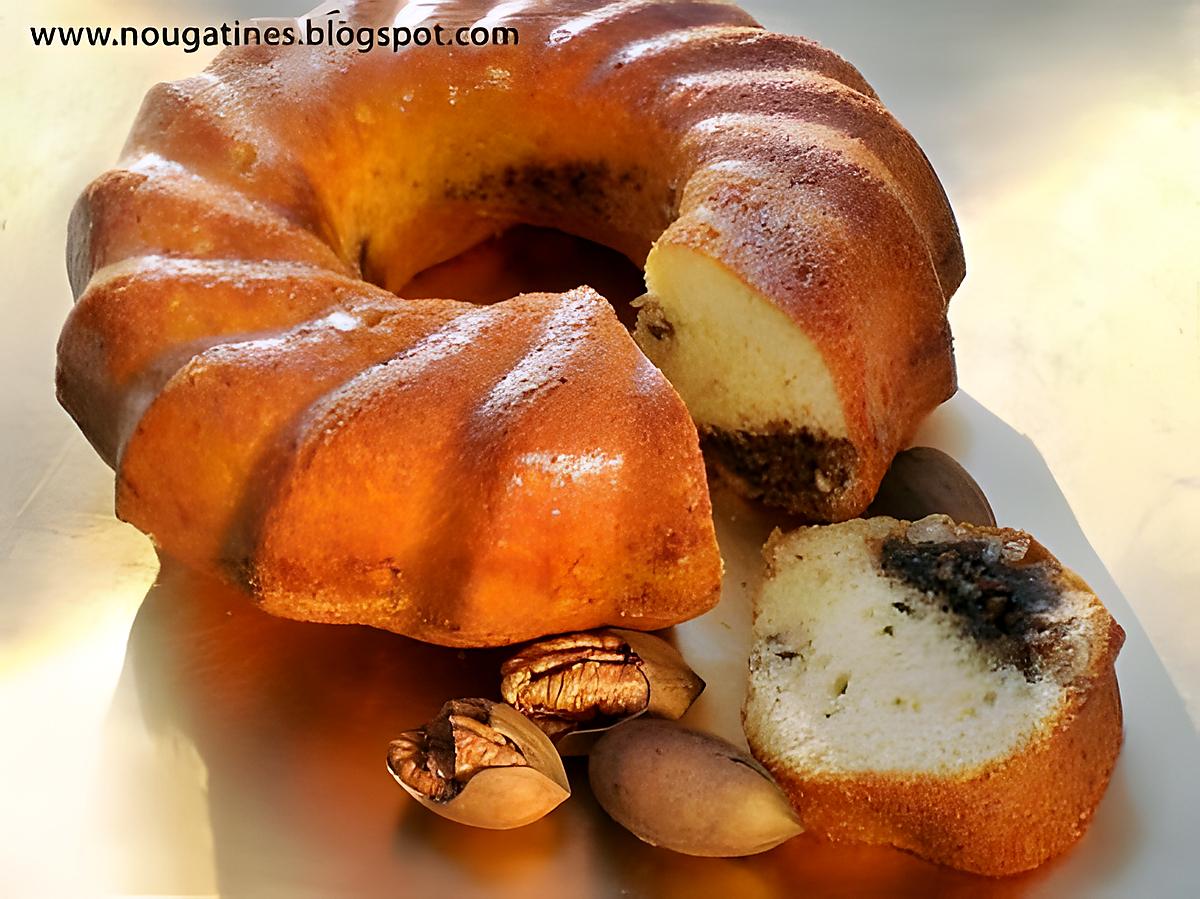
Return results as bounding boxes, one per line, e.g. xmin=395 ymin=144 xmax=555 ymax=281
xmin=57 ymin=0 xmax=963 ymax=644
xmin=744 ymin=515 xmax=1125 ymax=875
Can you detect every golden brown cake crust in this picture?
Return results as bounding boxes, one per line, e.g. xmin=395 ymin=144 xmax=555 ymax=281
xmin=763 ymin=621 xmax=1123 ymax=876
xmin=58 ymin=0 xmax=963 ymax=641
xmin=746 ymin=520 xmax=1126 ymax=876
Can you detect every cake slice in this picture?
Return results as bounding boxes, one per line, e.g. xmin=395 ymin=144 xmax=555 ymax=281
xmin=744 ymin=515 xmax=1124 ymax=876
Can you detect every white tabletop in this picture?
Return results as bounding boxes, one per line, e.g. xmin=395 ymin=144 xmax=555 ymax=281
xmin=2 ymin=1 xmax=1197 ymax=895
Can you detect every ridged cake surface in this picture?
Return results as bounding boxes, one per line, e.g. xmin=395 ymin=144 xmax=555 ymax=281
xmin=59 ymin=0 xmax=964 ymax=643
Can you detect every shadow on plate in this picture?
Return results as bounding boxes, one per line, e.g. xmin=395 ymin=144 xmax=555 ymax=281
xmin=92 ymin=551 xmax=1051 ymax=897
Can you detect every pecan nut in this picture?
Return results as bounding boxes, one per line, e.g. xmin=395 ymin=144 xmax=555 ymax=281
xmin=387 ymin=698 xmax=569 ymax=829
xmin=868 ymin=447 xmax=996 ymax=527
xmin=589 ymin=719 xmax=803 ymax=857
xmin=500 ymin=629 xmax=705 ymax=744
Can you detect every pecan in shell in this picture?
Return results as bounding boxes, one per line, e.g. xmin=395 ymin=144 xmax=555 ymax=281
xmin=386 ymin=698 xmax=569 ymax=829
xmin=388 ymin=699 xmax=528 ymax=803
xmin=501 ymin=632 xmax=651 ymax=728
xmin=500 ymin=629 xmax=704 ymax=743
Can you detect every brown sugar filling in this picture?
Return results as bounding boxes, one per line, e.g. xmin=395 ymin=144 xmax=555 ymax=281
xmin=701 ymin=424 xmax=858 ymax=519
xmin=880 ymin=537 xmax=1063 ymax=679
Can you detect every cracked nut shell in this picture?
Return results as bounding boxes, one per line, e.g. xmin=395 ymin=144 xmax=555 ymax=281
xmin=868 ymin=446 xmax=996 ymax=527
xmin=386 ymin=698 xmax=569 ymax=829
xmin=589 ymin=719 xmax=803 ymax=857
xmin=499 ymin=629 xmax=704 ymax=743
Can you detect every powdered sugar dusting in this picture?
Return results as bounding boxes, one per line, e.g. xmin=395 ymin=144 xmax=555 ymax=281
xmin=509 ymin=450 xmax=625 ymax=490
xmin=387 ymin=307 xmax=492 ymax=372
xmin=476 ymin=290 xmax=596 ymax=420
xmin=322 ymin=309 xmax=359 ymax=332
xmin=306 ymin=307 xmax=495 ymax=445
xmin=666 ymin=67 xmax=863 ymax=101
xmin=89 ymin=255 xmax=334 ymax=289
xmin=548 ymin=0 xmax=656 ymax=45
xmin=611 ymin=25 xmax=755 ymax=67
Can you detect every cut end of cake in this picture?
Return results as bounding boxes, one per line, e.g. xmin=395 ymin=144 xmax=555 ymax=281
xmin=634 ymin=243 xmax=867 ymax=520
xmin=699 ymin=424 xmax=859 ymax=521
xmin=744 ymin=514 xmax=1125 ymax=875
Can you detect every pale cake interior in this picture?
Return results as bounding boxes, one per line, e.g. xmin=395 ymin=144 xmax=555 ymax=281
xmin=747 ymin=517 xmax=1098 ymax=774
xmin=635 ymin=243 xmax=847 ymax=438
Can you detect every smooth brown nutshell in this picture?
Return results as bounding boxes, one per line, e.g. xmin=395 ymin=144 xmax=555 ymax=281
xmin=386 ymin=698 xmax=569 ymax=829
xmin=500 ymin=629 xmax=705 ymax=746
xmin=589 ymin=719 xmax=803 ymax=857
xmin=868 ymin=446 xmax=996 ymax=527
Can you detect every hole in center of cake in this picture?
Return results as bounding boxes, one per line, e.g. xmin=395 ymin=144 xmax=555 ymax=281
xmin=399 ymin=225 xmax=646 ymax=329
